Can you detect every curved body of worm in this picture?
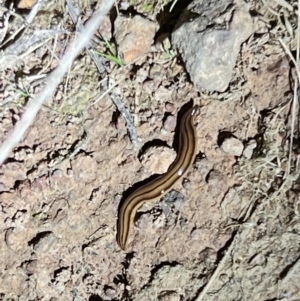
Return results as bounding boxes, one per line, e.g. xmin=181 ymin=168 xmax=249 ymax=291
xmin=116 ymin=105 xmax=199 ymax=250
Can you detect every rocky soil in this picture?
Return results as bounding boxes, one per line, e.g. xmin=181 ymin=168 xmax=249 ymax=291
xmin=0 ymin=0 xmax=299 ymax=300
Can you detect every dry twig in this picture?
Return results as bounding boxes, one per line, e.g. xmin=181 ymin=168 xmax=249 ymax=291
xmin=110 ymin=92 xmax=139 ymax=144
xmin=0 ymin=0 xmax=115 ymax=166
xmin=278 ymin=4 xmax=299 ymax=177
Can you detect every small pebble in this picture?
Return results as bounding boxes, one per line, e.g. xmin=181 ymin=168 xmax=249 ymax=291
xmin=220 ymin=137 xmax=244 ymax=156
xmin=243 ymin=139 xmax=257 ymax=159
xmin=163 ymin=115 xmax=176 ymax=132
xmin=165 ymin=102 xmax=175 ymax=112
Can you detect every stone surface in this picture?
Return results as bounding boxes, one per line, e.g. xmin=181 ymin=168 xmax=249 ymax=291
xmin=172 ymin=0 xmax=253 ymax=92
xmin=114 ymin=15 xmax=158 ymax=64
xmin=221 ymin=136 xmax=244 ymax=156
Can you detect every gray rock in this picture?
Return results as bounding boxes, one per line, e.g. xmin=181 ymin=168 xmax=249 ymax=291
xmin=172 ymin=0 xmax=253 ymax=92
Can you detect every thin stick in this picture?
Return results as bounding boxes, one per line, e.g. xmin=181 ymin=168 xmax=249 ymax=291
xmin=1 ymin=0 xmax=45 ymax=47
xmin=284 ymin=0 xmax=300 ymax=176
xmin=0 ymin=0 xmax=115 ymax=166
xmin=272 ymin=0 xmax=293 ymax=11
xmin=91 ymin=77 xmax=124 ymax=106
xmin=110 ymin=92 xmax=139 ymax=144
xmin=66 ymin=0 xmax=107 ymax=75
xmin=278 ymin=38 xmax=300 ymax=80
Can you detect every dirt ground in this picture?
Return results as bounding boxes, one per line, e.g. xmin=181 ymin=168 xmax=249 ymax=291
xmin=0 ymin=0 xmax=300 ymax=300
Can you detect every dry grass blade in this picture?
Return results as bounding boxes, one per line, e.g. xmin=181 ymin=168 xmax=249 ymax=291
xmin=0 ymin=0 xmax=115 ymax=166
xmin=273 ymin=0 xmax=293 ymax=11
xmin=1 ymin=0 xmax=45 ymax=47
xmin=5 ymin=29 xmax=67 ymax=56
xmin=66 ymin=0 xmax=107 ymax=75
xmin=279 ymin=1 xmax=299 ymax=177
xmin=286 ymin=0 xmax=300 ymax=176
